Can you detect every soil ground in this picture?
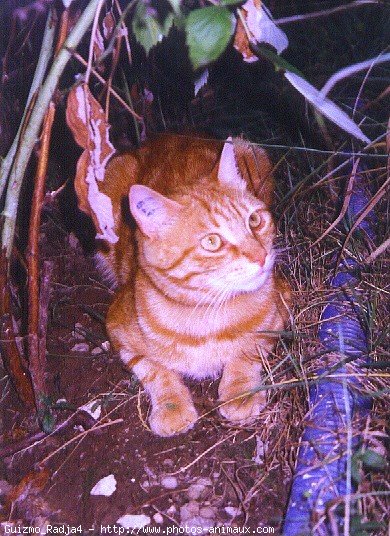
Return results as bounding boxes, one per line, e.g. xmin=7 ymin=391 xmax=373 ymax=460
xmin=0 ymin=205 xmax=298 ymax=534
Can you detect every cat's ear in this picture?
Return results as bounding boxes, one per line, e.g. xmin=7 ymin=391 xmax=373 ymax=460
xmin=233 ymin=142 xmax=274 ymax=206
xmin=129 ymin=185 xmax=182 ymax=237
xmin=217 ymin=137 xmax=246 ymax=190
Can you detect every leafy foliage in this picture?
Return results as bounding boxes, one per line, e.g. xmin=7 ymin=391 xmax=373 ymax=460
xmin=351 ymin=448 xmax=387 ymax=484
xmin=185 ymin=7 xmax=234 ymax=70
xmin=132 ymin=2 xmax=174 ymax=55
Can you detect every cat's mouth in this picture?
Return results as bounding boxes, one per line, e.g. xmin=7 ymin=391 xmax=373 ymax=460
xmin=214 ymin=253 xmax=275 ymax=294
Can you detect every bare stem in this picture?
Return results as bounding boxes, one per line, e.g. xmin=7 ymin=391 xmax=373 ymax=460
xmin=27 ymin=103 xmax=55 ymax=421
xmin=0 ymin=8 xmax=56 ymax=200
xmin=1 ymin=0 xmax=105 ymax=258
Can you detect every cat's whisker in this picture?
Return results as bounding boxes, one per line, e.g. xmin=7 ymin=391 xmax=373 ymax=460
xmin=209 ymin=284 xmax=235 ymax=327
xmin=189 ymin=284 xmax=220 ymax=319
xmin=202 ymin=286 xmax=226 ymax=326
xmin=209 ymin=287 xmax=229 ymax=326
xmin=189 ymin=270 xmax=234 ymax=318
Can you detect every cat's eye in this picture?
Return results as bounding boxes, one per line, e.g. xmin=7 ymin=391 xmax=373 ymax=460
xmin=201 ymin=233 xmax=222 ymax=252
xmin=248 ymin=210 xmax=263 ymax=230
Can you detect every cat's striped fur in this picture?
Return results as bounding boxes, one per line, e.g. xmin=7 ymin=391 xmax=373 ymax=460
xmin=97 ymin=134 xmax=290 ymax=436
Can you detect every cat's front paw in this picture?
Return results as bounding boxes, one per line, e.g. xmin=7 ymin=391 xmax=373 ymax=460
xmin=150 ymin=401 xmax=198 ymax=437
xmin=219 ymin=391 xmax=266 ymax=423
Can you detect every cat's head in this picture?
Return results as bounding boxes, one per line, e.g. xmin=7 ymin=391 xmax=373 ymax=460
xmin=129 ymin=138 xmax=276 ymax=301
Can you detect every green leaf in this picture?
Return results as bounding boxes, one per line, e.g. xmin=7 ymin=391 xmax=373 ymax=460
xmin=161 ymin=13 xmax=174 ymax=37
xmin=220 ymin=0 xmax=244 ymax=5
xmin=362 ymin=449 xmax=387 ymax=470
xmin=42 ymin=411 xmax=56 ymax=434
xmin=350 ymin=514 xmax=382 ymax=536
xmin=185 ymin=6 xmax=234 ymax=70
xmin=167 ymin=0 xmax=181 ymax=14
xmin=132 ymin=2 xmax=174 ymax=55
xmin=251 ymin=43 xmax=305 ymax=77
xmin=351 ymin=456 xmax=361 ymax=484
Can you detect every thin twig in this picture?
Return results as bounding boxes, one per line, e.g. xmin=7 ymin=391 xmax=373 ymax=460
xmin=104 ymin=25 xmax=122 ymax=121
xmin=38 ymin=418 xmax=123 ymax=467
xmin=311 ymin=159 xmax=360 ymax=247
xmin=338 ymin=175 xmax=390 ymax=261
xmin=114 ymin=0 xmax=133 ymax=64
xmin=85 ymin=0 xmax=105 ymax=84
xmin=71 ymin=51 xmax=142 ymax=121
xmin=366 ymin=236 xmax=390 ymax=263
xmin=274 ymin=1 xmax=381 ymax=25
xmin=167 ymin=431 xmax=238 ymax=475
xmin=320 ymin=50 xmax=390 ymax=99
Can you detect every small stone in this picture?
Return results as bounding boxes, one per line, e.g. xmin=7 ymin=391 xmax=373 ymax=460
xmin=224 ymin=506 xmax=241 ymax=517
xmin=71 ymin=342 xmax=89 ymax=353
xmin=153 ymin=513 xmax=164 ymax=524
xmin=199 ymin=507 xmax=216 ymax=519
xmin=197 ymin=477 xmax=212 ymax=487
xmin=161 ymin=476 xmax=178 ymax=489
xmin=91 ymin=347 xmax=103 ymax=355
xmin=180 ymin=501 xmax=199 ymax=522
xmin=167 ymin=505 xmax=176 ymax=515
xmin=116 ymin=515 xmax=150 ymax=529
xmin=180 ymin=516 xmax=213 ymax=532
xmin=72 ymin=323 xmax=85 ymax=340
xmin=187 ymin=484 xmax=206 ymax=501
xmin=80 ymin=400 xmax=101 ymax=420
xmin=68 ymin=233 xmax=80 ymax=249
xmin=101 ymin=340 xmax=111 ymax=351
xmin=90 ymin=474 xmax=116 ymax=496
xmin=187 ymin=477 xmax=212 ymax=500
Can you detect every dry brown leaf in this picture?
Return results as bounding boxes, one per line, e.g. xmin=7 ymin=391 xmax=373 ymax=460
xmin=66 ymin=83 xmax=118 ymax=244
xmin=234 ymin=0 xmax=288 ymax=62
xmin=93 ymin=26 xmax=105 ymax=69
xmin=234 ymin=16 xmax=256 ymax=63
xmin=7 ymin=469 xmax=50 ymax=505
xmin=103 ymin=11 xmax=115 ymax=41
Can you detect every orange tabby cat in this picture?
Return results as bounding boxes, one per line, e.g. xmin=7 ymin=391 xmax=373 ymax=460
xmin=97 ymin=134 xmax=290 ymax=436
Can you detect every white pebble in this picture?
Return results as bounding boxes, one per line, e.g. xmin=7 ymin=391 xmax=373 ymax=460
xmin=153 ymin=513 xmax=164 ymax=524
xmin=116 ymin=515 xmax=150 ymax=529
xmin=167 ymin=505 xmax=177 ymax=515
xmin=80 ymin=400 xmax=101 ymax=420
xmin=90 ymin=475 xmax=116 ymax=496
xmin=161 ymin=476 xmax=178 ymax=489
xmin=225 ymin=506 xmax=241 ymax=517
xmin=71 ymin=342 xmax=89 ymax=353
xmin=101 ymin=340 xmax=111 ymax=351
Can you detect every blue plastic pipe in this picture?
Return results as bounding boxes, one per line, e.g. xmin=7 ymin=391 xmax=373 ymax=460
xmin=283 ymin=163 xmax=374 ymax=535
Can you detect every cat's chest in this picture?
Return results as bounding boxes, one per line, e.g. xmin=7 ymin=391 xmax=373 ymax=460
xmin=149 ymin=334 xmax=256 ymax=380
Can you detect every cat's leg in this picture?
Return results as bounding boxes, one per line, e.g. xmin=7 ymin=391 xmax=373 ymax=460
xmin=122 ymin=351 xmax=198 ymax=437
xmin=218 ymin=357 xmax=266 ymax=422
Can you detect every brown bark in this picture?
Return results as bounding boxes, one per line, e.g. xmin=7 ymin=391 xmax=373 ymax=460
xmin=26 ymin=102 xmax=55 ymax=418
xmin=0 ymin=252 xmax=35 ymax=407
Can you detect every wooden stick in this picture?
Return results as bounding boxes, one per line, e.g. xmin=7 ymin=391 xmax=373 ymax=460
xmin=27 ymin=103 xmax=56 ymax=421
xmin=0 ymin=253 xmax=35 ymax=407
xmin=1 ymin=0 xmax=105 ymax=258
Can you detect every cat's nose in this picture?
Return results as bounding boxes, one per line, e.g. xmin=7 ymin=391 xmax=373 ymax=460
xmin=245 ymin=245 xmax=267 ymax=267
